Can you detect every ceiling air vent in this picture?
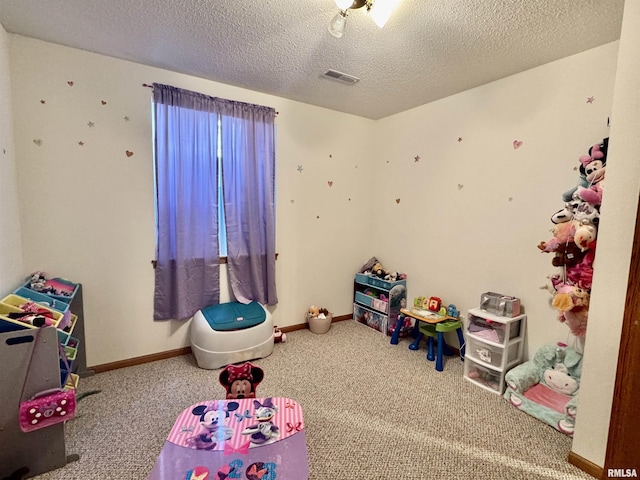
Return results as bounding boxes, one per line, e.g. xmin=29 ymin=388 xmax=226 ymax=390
xmin=321 ymin=69 xmax=360 ymax=85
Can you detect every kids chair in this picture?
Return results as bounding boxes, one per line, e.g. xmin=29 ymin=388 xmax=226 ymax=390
xmin=218 ymin=362 xmax=264 ymax=400
xmin=503 ymin=343 xmax=582 ymax=435
xmin=410 ymin=318 xmax=465 ymax=371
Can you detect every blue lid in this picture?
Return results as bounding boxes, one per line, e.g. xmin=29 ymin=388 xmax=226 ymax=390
xmin=200 ymin=301 xmax=266 ymax=331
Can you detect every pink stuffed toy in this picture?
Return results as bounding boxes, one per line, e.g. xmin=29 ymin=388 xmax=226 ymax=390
xmin=576 ymin=144 xmax=606 ymax=206
xmin=552 ymin=285 xmax=590 ymax=337
xmin=566 ymin=247 xmax=596 ymax=291
xmin=559 ymin=308 xmax=589 ymax=337
xmin=538 ymin=222 xmax=575 ymax=253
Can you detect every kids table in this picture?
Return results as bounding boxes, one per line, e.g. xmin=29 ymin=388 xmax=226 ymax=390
xmin=148 ymin=397 xmax=308 ymax=480
xmin=391 ymin=308 xmax=465 ymax=371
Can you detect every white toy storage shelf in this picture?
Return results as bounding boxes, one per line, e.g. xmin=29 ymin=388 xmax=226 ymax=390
xmin=463 ymin=308 xmax=527 ymax=394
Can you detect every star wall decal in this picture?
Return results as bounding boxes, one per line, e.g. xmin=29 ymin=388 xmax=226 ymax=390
xmin=457 ymin=137 xmax=463 ymax=142
xmin=296 ymin=165 xmax=303 ymax=172
xmin=414 ymin=155 xmax=420 ymax=162
xmin=586 ymin=96 xmax=595 ymax=103
xmin=78 ymin=141 xmax=84 ymax=146
xmin=40 ymin=99 xmax=46 ymax=104
xmin=87 ymin=121 xmax=95 ymax=128
xmin=124 ymin=116 xmax=130 ymax=122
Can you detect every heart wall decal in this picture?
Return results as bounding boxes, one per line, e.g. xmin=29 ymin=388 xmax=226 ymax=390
xmin=327 ymin=181 xmax=333 ymax=187
xmin=126 ymin=150 xmax=134 ymax=157
xmin=513 ymin=140 xmax=523 ymax=149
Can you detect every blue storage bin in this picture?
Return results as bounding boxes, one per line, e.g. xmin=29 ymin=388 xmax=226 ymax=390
xmin=13 ymin=287 xmax=70 ymax=313
xmin=56 ymin=313 xmax=78 ymax=345
xmin=21 ymin=277 xmax=78 ymax=304
xmin=200 ymin=301 xmax=266 ymax=331
xmin=354 ymin=272 xmax=406 ymax=291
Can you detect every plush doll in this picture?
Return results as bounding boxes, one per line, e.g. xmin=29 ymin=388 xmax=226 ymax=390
xmin=273 ymin=326 xmax=287 ymax=343
xmin=384 ymin=271 xmax=398 ymax=282
xmin=576 ymin=141 xmax=607 ymax=206
xmin=559 ymin=308 xmax=589 ymax=337
xmin=371 ymin=262 xmax=386 ymax=278
xmin=552 ymin=285 xmax=590 ymax=337
xmin=573 ymin=222 xmax=597 ymax=252
xmin=551 ymin=242 xmax=585 ymax=267
xmin=307 ymin=305 xmax=320 ymax=318
xmin=538 ymin=222 xmax=575 ymax=253
xmin=566 ymin=255 xmax=595 ymax=291
xmin=29 ymin=272 xmax=48 ymax=292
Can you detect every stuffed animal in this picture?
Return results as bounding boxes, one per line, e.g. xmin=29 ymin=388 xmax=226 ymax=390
xmin=307 ymin=305 xmax=319 ymax=318
xmin=538 ymin=222 xmax=575 ymax=253
xmin=371 ymin=262 xmax=387 ymax=278
xmin=565 ymin=255 xmax=595 ymax=291
xmin=576 ymin=141 xmax=607 ymax=206
xmin=29 ymin=272 xmax=47 ymax=292
xmin=273 ymin=326 xmax=287 ymax=343
xmin=573 ymin=222 xmax=597 ymax=252
xmin=551 ymin=242 xmax=585 ymax=267
xmin=551 ymin=284 xmax=590 ymax=337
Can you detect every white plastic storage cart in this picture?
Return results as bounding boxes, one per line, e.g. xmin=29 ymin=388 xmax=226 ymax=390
xmin=463 ymin=308 xmax=526 ymax=394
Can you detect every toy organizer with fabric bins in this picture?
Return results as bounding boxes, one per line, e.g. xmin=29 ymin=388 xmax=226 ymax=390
xmin=353 ymin=273 xmax=407 ymax=336
xmin=463 ymin=308 xmax=526 ymax=394
xmin=0 ymin=293 xmax=78 ymax=347
xmin=0 ymin=276 xmax=84 ymax=392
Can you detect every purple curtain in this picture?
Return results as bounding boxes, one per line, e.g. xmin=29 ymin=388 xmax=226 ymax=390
xmin=153 ymin=84 xmax=221 ymax=320
xmin=219 ymin=102 xmax=278 ymax=305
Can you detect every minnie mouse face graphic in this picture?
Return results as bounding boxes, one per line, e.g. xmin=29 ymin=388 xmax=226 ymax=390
xmin=219 ymin=362 xmax=264 ymax=399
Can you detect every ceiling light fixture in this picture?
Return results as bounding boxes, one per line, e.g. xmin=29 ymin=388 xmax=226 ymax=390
xmin=328 ymin=0 xmax=400 ymax=37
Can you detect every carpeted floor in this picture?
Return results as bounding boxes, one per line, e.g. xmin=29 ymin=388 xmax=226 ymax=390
xmin=32 ymin=320 xmax=594 ymax=479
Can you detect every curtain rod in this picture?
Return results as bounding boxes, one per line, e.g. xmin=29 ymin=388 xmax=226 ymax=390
xmin=144 ymin=82 xmax=279 ymax=115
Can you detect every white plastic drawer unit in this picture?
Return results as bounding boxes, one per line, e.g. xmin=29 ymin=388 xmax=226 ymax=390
xmin=466 ymin=336 xmax=520 ymax=370
xmin=464 ymin=357 xmax=503 ymax=394
xmin=466 ymin=308 xmax=525 ymax=346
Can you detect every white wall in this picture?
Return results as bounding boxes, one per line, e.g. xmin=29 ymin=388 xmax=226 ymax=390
xmin=8 ymin=36 xmax=376 ymax=365
xmin=372 ymin=42 xmax=618 ymax=358
xmin=572 ymin=0 xmax=640 ymax=466
xmin=0 ymin=23 xmax=23 ymax=293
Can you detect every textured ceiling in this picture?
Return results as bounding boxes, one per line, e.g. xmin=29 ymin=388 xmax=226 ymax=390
xmin=0 ymin=0 xmax=625 ymax=119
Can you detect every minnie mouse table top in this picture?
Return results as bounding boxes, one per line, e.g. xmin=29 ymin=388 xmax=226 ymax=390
xmin=147 ymin=397 xmax=308 ymax=480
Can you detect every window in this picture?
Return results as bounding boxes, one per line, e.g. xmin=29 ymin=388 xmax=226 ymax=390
xmin=152 ymin=83 xmax=277 ymax=321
